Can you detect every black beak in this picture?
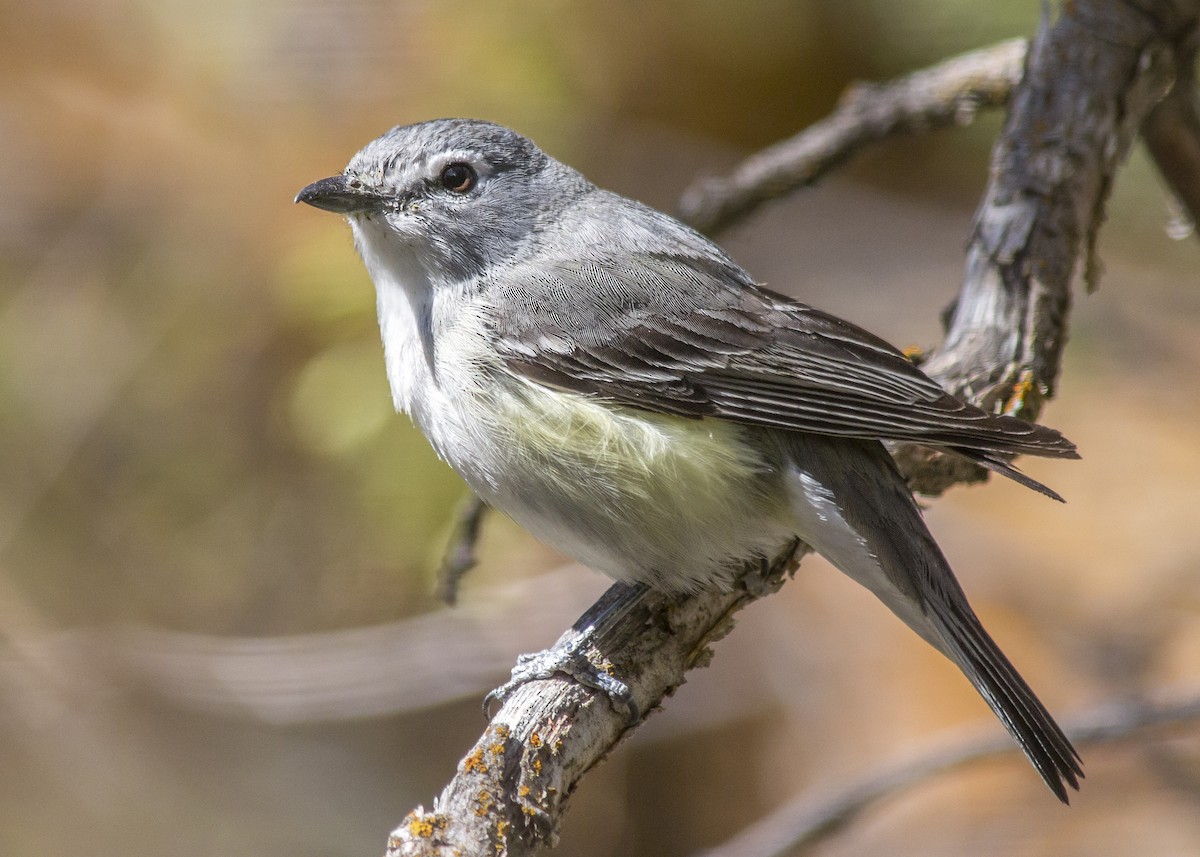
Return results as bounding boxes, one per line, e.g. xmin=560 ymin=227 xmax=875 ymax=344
xmin=295 ymin=175 xmax=382 ymax=214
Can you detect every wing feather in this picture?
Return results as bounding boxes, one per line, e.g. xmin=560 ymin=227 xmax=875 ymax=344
xmin=488 ymin=250 xmax=1078 ymax=478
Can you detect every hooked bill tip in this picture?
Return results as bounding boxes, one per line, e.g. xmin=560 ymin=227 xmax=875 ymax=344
xmin=295 ymin=175 xmax=380 ymax=213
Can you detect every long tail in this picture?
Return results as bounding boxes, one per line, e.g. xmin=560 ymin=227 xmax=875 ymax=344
xmin=925 ymin=585 xmax=1083 ymax=801
xmin=786 ymin=434 xmax=1083 ymax=801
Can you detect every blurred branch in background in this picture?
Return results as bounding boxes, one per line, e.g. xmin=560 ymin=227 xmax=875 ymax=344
xmin=1 ymin=568 xmax=596 ymax=723
xmin=697 ymin=689 xmax=1200 ymax=857
xmin=0 ymin=571 xmax=199 ymax=823
xmin=677 ymin=38 xmax=1028 ymax=236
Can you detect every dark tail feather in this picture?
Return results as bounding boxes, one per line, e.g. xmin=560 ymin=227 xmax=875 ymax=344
xmin=797 ymin=435 xmax=1083 ymax=801
xmin=929 ymin=598 xmax=1084 ymax=802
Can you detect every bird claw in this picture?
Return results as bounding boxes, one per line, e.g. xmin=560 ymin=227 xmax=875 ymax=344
xmin=484 ymin=631 xmax=639 ymax=723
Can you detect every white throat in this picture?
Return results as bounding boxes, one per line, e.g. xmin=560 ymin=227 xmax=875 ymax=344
xmin=350 ymin=217 xmax=438 ymax=417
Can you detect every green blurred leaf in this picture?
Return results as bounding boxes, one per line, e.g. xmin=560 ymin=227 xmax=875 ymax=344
xmin=287 ymin=339 xmax=393 ymax=457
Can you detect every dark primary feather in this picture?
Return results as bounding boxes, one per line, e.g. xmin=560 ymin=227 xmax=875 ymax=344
xmin=491 ymin=246 xmax=1078 ymax=497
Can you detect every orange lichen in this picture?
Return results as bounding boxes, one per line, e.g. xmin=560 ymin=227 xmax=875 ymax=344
xmin=406 ymin=812 xmax=446 ymax=838
xmin=463 ymin=747 xmax=487 ymax=773
xmin=476 ymin=790 xmax=494 ymax=816
xmin=1005 ymin=369 xmax=1037 ymax=414
xmin=529 ymin=732 xmax=542 ymax=748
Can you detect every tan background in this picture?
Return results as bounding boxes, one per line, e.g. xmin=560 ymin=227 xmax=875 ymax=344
xmin=1 ymin=1 xmax=1198 ymax=855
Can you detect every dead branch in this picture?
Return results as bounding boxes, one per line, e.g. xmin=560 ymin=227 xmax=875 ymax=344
xmin=1143 ymin=27 xmax=1200 ymax=237
xmin=387 ymin=548 xmax=804 ymax=856
xmin=435 ymin=494 xmax=490 ymax=606
xmin=676 ymin=39 xmax=1028 ymax=236
xmin=898 ymin=0 xmax=1183 ymax=494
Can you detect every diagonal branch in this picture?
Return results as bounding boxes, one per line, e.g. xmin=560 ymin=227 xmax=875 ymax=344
xmin=385 ymin=3 xmax=1199 ymax=855
xmin=387 ymin=548 xmax=805 ymax=857
xmin=676 ymin=39 xmax=1028 ymax=236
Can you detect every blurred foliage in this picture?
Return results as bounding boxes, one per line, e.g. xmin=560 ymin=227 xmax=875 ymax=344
xmin=1 ymin=1 xmax=1199 ymax=856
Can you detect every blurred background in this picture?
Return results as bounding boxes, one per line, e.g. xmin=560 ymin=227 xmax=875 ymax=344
xmin=2 ymin=1 xmax=1199 ymax=855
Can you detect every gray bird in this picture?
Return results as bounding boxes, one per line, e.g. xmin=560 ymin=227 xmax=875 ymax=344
xmin=297 ymin=118 xmax=1083 ymax=801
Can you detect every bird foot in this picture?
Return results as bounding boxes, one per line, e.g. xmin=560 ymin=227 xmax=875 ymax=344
xmin=484 ymin=629 xmax=639 ymax=723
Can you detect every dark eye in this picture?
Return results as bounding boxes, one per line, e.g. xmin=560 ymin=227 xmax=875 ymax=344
xmin=439 ymin=162 xmax=476 ymax=193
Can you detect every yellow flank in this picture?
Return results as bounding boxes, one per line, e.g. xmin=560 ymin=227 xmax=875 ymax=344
xmin=491 ymin=376 xmax=773 ymax=504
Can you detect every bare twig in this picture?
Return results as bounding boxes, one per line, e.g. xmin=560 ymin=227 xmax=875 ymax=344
xmin=695 ymin=690 xmax=1200 ymax=857
xmin=676 ymin=39 xmax=1028 ymax=236
xmin=1143 ymin=30 xmax=1200 ymax=239
xmin=384 ymin=3 xmax=1200 ymax=854
xmin=436 ymin=494 xmax=490 ymax=605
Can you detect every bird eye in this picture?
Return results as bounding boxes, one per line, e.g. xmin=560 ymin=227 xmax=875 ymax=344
xmin=439 ymin=162 xmax=476 ymax=193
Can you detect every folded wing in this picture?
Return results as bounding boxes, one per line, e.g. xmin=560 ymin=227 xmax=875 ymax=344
xmin=490 ymin=250 xmax=1077 ymax=496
